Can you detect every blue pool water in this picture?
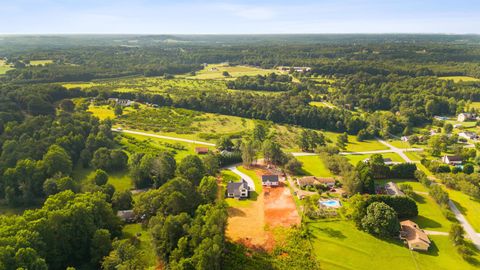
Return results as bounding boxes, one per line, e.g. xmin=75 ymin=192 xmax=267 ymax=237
xmin=320 ymin=200 xmax=341 ymax=207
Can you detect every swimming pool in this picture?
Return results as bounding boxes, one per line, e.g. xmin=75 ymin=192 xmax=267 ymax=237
xmin=319 ymin=199 xmax=341 ymax=208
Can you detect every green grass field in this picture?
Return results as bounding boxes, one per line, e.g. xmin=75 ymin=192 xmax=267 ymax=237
xmin=73 ymin=166 xmax=134 ymax=191
xmin=323 ymin=132 xmax=389 ymax=152
xmin=310 ymin=220 xmax=479 ymax=270
xmin=438 ymin=76 xmax=480 ymax=82
xmin=469 ymin=102 xmax=480 ymax=110
xmin=296 ymin=155 xmax=333 ymax=177
xmin=375 ymin=179 xmax=450 ymax=232
xmin=29 ymin=59 xmax=53 ymax=66
xmin=0 ymin=60 xmax=13 ymax=74
xmin=344 ymin=152 xmax=404 ymax=165
xmin=448 ymin=189 xmax=480 ymax=232
xmin=122 ymin=224 xmax=157 ymax=269
xmin=309 ymin=101 xmax=335 ymax=108
xmin=184 ymin=64 xmax=280 ymax=80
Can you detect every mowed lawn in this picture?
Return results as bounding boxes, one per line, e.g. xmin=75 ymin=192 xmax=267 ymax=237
xmin=323 ymin=132 xmax=388 ymax=152
xmin=73 ymin=166 xmax=134 ymax=191
xmin=296 ymin=155 xmax=332 ymax=177
xmin=310 ymin=220 xmax=480 ymax=270
xmin=375 ymin=179 xmax=450 ymax=232
xmin=448 ymin=188 xmax=480 ymax=232
xmin=344 ymin=152 xmax=404 ymax=165
xmin=122 ymin=224 xmax=157 ymax=269
xmin=438 ymin=76 xmax=480 ymax=82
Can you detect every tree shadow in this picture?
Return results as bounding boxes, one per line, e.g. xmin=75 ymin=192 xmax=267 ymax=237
xmin=227 ymin=207 xmax=246 ymax=217
xmin=412 ymin=193 xmax=426 ymax=204
xmin=422 ymin=240 xmax=440 ymax=256
xmin=451 ymin=199 xmax=468 ymax=214
xmin=411 ymin=216 xmax=443 ymax=230
xmin=315 ymin=227 xmax=347 ymax=239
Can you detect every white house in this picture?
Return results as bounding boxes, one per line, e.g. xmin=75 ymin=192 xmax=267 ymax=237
xmin=441 ymin=155 xmax=463 ymax=165
xmin=457 ymin=113 xmax=474 ymax=122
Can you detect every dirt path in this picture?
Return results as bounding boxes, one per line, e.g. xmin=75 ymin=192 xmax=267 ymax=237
xmin=112 ymin=129 xmax=216 ymax=146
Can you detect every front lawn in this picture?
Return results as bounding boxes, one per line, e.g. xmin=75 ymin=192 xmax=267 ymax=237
xmin=448 ymin=188 xmax=480 ymax=232
xmin=309 ymin=220 xmax=479 ymax=270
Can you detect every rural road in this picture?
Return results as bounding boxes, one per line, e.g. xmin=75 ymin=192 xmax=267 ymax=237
xmin=227 ymin=165 xmax=256 ymax=191
xmin=376 ymin=139 xmax=423 ymax=163
xmin=448 ymin=200 xmax=480 ymax=250
xmin=112 ymin=129 xmax=216 ymax=146
xmin=424 ymin=230 xmax=449 ymax=236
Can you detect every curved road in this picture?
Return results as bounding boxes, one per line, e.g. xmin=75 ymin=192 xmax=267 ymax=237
xmin=112 ymin=129 xmax=215 ymax=146
xmin=227 ymin=165 xmax=256 ymax=191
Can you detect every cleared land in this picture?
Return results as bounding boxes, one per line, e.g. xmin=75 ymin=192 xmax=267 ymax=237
xmin=310 ymin=220 xmax=480 ymax=270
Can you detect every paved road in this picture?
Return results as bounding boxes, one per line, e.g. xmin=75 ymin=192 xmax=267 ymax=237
xmin=448 ymin=200 xmax=480 ymax=250
xmin=112 ymin=129 xmax=216 ymax=146
xmin=424 ymin=230 xmax=449 ymax=236
xmin=227 ymin=165 xmax=256 ymax=191
xmin=291 ymin=152 xmax=319 ymax=157
xmin=376 ymin=139 xmax=423 ymax=163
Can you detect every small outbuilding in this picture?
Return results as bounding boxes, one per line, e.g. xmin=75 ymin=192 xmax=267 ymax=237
xmin=117 ymin=210 xmax=136 ymax=223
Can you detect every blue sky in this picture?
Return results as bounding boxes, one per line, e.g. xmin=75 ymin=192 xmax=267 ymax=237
xmin=1 ymin=0 xmax=479 ymax=34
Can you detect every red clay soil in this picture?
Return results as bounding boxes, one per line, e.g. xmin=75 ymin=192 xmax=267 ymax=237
xmin=263 ymin=182 xmax=301 ymax=228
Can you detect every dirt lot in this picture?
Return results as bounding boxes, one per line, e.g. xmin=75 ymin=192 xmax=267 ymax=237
xmin=226 ymin=166 xmax=300 ymax=251
xmin=264 ymin=182 xmax=301 ymax=228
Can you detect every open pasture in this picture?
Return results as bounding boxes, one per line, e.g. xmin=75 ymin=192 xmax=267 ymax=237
xmin=0 ymin=60 xmax=13 ymax=74
xmin=184 ymin=64 xmax=280 ymax=80
xmin=29 ymin=59 xmax=53 ymax=66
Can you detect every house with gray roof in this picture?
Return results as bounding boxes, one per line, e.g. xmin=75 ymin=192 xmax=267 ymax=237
xmin=261 ymin=175 xmax=279 ymax=186
xmin=226 ymin=180 xmax=249 ymax=199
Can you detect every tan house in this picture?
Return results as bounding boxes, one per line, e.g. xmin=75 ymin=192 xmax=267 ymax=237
xmin=400 ymin=220 xmax=431 ymax=251
xmin=297 ymin=176 xmax=336 ymax=188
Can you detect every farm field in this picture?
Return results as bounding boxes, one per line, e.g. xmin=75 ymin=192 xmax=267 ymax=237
xmin=438 ymin=76 xmax=480 ymax=82
xmin=296 ymin=155 xmax=333 ymax=177
xmin=344 ymin=152 xmax=404 ymax=165
xmin=184 ymin=64 xmax=280 ymax=80
xmin=309 ymin=220 xmax=479 ymax=270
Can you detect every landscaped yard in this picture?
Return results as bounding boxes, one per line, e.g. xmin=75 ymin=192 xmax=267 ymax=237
xmin=309 ymin=220 xmax=479 ymax=270
xmin=296 ymin=155 xmax=332 ymax=177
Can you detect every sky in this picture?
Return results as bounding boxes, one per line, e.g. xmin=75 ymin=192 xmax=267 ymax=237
xmin=1 ymin=0 xmax=479 ymax=34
